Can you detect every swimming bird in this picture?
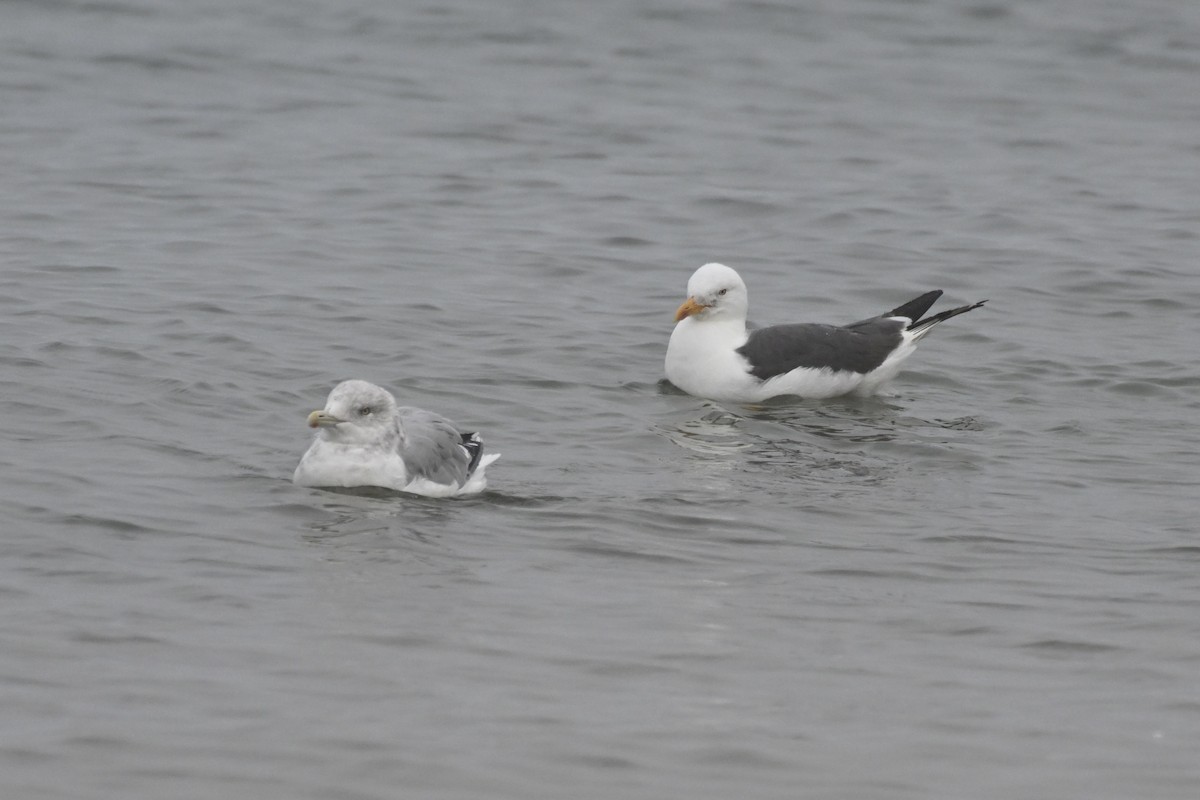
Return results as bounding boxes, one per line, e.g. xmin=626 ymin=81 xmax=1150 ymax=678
xmin=293 ymin=379 xmax=499 ymax=497
xmin=664 ymin=262 xmax=986 ymax=403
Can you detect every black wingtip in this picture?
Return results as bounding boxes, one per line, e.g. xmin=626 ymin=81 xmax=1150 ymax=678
xmin=460 ymin=432 xmax=484 ymax=475
xmin=888 ymin=290 xmax=943 ymax=322
xmin=908 ymin=298 xmax=988 ymax=332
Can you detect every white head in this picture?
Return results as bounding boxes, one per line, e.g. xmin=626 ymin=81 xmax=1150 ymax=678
xmin=674 ymin=262 xmax=749 ymax=323
xmin=306 ymin=379 xmax=399 ymax=445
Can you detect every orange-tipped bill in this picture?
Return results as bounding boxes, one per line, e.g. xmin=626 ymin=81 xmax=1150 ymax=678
xmin=674 ymin=297 xmax=710 ymax=322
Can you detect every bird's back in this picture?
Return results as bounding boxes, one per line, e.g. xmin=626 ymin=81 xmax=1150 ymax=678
xmin=395 ymin=407 xmax=472 ymax=488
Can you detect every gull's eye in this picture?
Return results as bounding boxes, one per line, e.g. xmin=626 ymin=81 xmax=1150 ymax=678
xmin=718 ymin=288 xmax=728 ymax=296
xmin=358 ymin=406 xmax=373 ymax=417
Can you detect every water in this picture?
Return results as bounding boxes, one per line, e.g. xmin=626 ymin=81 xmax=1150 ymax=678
xmin=2 ymin=0 xmax=1199 ymax=797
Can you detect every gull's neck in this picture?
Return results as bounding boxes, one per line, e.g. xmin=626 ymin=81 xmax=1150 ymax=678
xmin=695 ymin=309 xmax=747 ymax=335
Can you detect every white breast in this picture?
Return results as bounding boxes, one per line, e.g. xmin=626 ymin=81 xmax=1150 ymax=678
xmin=292 ymin=438 xmax=410 ymax=490
xmin=665 ymin=317 xmax=761 ymax=402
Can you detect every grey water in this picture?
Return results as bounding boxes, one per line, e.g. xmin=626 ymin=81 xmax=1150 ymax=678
xmin=2 ymin=0 xmax=1199 ymax=797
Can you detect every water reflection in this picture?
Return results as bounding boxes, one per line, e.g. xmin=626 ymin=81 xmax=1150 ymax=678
xmin=657 ymin=394 xmax=990 ymax=496
xmin=659 ymin=408 xmax=756 ymax=455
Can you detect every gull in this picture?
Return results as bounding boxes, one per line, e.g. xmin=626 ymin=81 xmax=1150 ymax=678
xmin=293 ymin=380 xmax=499 ymax=497
xmin=665 ymin=262 xmax=986 ymax=403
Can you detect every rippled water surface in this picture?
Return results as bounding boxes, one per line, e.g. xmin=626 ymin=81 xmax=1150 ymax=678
xmin=3 ymin=1 xmax=1200 ymax=798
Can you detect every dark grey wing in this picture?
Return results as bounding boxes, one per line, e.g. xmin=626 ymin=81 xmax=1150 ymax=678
xmin=394 ymin=407 xmax=471 ymax=487
xmin=736 ymin=320 xmax=906 ymax=380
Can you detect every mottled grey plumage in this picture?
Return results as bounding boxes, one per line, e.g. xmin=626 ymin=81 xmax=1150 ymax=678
xmin=394 ymin=406 xmax=475 ymax=486
xmin=293 ymin=380 xmax=499 ymax=497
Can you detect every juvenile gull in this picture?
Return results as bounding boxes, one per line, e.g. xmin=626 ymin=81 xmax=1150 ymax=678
xmin=665 ymin=263 xmax=986 ymax=403
xmin=293 ymin=380 xmax=499 ymax=497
